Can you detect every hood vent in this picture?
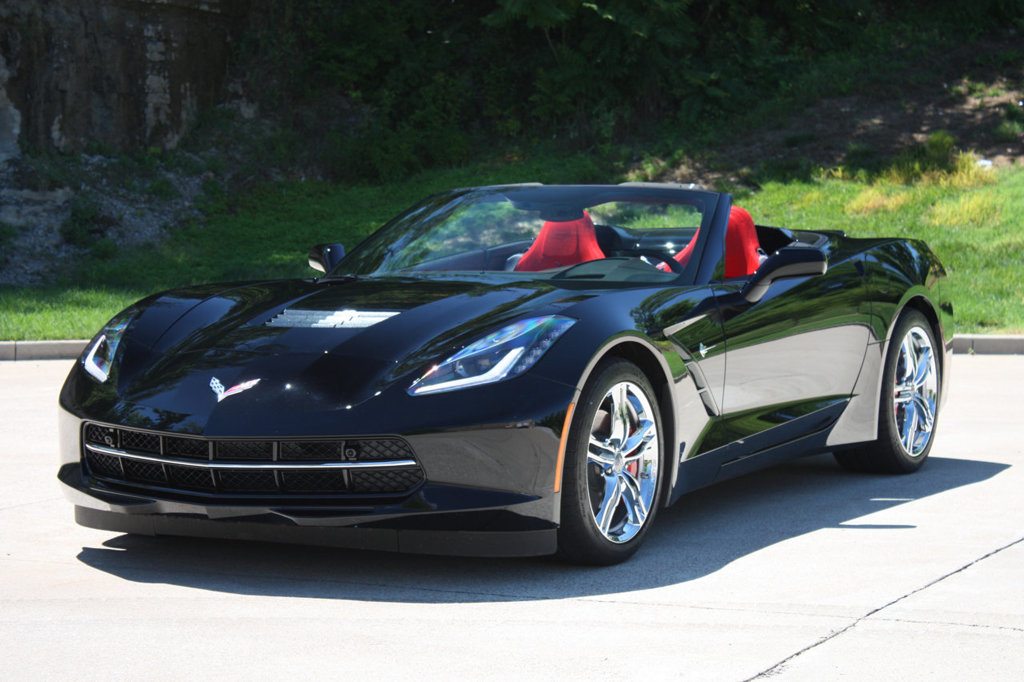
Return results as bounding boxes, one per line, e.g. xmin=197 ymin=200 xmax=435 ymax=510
xmin=266 ymin=308 xmax=399 ymax=329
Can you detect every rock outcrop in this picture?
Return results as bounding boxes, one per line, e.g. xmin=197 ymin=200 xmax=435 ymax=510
xmin=0 ymin=0 xmax=243 ymax=155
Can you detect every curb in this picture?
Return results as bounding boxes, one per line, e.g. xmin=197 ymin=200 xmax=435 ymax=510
xmin=951 ymin=334 xmax=1024 ymax=355
xmin=2 ymin=335 xmax=1024 ymax=361
xmin=0 ymin=340 xmax=89 ymax=361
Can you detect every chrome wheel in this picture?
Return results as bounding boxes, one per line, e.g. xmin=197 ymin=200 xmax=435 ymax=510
xmin=893 ymin=326 xmax=938 ymax=457
xmin=586 ymin=381 xmax=660 ymax=544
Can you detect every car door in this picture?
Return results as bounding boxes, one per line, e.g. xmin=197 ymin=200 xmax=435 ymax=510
xmin=710 ymin=238 xmax=871 ymax=461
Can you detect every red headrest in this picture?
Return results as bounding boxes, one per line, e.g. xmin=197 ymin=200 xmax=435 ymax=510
xmin=725 ymin=206 xmax=760 ymax=278
xmin=664 ymin=205 xmax=760 ymax=278
xmin=514 ymin=211 xmax=605 ymax=271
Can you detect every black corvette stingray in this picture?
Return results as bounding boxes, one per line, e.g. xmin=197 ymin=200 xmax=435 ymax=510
xmin=58 ymin=184 xmax=951 ymax=564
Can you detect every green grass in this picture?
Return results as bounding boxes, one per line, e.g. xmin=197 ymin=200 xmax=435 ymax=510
xmin=740 ymin=166 xmax=1024 ymax=333
xmin=3 ymin=155 xmax=1021 ymax=339
xmin=0 ymin=152 xmax=608 ymax=340
xmin=0 ymin=288 xmax=138 ymax=340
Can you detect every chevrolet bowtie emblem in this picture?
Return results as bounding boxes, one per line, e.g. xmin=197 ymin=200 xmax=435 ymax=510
xmin=210 ymin=376 xmax=260 ymax=402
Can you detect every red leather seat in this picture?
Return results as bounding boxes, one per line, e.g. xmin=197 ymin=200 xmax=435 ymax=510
xmin=668 ymin=227 xmax=700 ymax=269
xmin=514 ymin=211 xmax=605 ymax=272
xmin=724 ymin=206 xmax=760 ymax=278
xmin=666 ymin=205 xmax=760 ymax=277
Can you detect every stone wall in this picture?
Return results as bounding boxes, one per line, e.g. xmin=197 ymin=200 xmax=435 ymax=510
xmin=0 ymin=0 xmax=244 ymax=158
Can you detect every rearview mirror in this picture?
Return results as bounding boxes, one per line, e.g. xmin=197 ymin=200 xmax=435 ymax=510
xmin=741 ymin=246 xmax=827 ymax=304
xmin=308 ymin=243 xmax=346 ymax=273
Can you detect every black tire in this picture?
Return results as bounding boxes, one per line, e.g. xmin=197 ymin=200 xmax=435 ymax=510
xmin=835 ymin=309 xmax=941 ymax=474
xmin=557 ymin=358 xmax=665 ymax=565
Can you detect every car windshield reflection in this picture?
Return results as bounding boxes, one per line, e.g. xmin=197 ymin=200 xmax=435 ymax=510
xmin=328 ymin=185 xmax=717 ymax=283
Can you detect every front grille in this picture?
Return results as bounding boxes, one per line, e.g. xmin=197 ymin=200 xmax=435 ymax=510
xmin=216 ymin=440 xmax=273 ymax=460
xmin=85 ymin=424 xmax=118 ymax=448
xmin=279 ymin=440 xmax=346 ymax=460
xmin=351 ymin=468 xmax=425 ymax=493
xmin=164 ymin=435 xmax=208 ymax=459
xmin=280 ymin=469 xmax=348 ymax=492
xmin=82 ymin=423 xmax=424 ymax=499
xmin=120 ymin=429 xmax=160 ymax=454
xmin=167 ymin=465 xmax=216 ymax=490
xmin=351 ymin=439 xmax=409 ymax=461
xmin=217 ymin=469 xmax=278 ymax=491
xmin=85 ymin=450 xmax=122 ymax=477
xmin=122 ymin=459 xmax=165 ymax=482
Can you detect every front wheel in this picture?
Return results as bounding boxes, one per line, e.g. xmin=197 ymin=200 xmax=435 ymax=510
xmin=557 ymin=359 xmax=664 ymax=565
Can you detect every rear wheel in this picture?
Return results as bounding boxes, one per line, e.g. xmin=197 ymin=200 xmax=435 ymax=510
xmin=835 ymin=310 xmax=940 ymax=474
xmin=557 ymin=359 xmax=664 ymax=565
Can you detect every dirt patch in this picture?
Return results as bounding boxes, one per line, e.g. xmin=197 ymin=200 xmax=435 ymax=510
xmin=657 ymin=36 xmax=1024 ymax=187
xmin=0 ymin=153 xmax=208 ymax=286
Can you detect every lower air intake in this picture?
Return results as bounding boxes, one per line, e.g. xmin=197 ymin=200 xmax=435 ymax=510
xmin=82 ymin=424 xmax=424 ymax=499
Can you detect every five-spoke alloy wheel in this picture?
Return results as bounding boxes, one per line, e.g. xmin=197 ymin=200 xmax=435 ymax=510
xmin=585 ymin=381 xmax=660 ymax=544
xmin=558 ymin=359 xmax=664 ymax=565
xmin=892 ymin=325 xmax=939 ymax=457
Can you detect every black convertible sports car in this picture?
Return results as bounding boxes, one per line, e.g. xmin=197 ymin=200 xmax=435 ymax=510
xmin=58 ymin=183 xmax=951 ymax=564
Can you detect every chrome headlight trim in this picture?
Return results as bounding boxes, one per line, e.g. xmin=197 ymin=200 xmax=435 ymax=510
xmin=408 ymin=315 xmax=575 ymax=395
xmin=82 ymin=310 xmax=135 ymax=383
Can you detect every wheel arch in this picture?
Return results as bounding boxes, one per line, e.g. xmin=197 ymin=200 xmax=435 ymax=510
xmin=902 ymin=295 xmax=945 ymax=367
xmin=881 ymin=291 xmax=947 ymax=384
xmin=572 ymin=335 xmax=679 ymax=508
xmin=885 ymin=290 xmax=951 ymax=410
xmin=833 ymin=290 xmax=948 ymax=448
xmin=832 ymin=292 xmax=946 ymax=470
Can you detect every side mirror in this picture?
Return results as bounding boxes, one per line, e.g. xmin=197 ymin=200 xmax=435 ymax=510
xmin=308 ymin=243 xmax=346 ymax=273
xmin=741 ymin=246 xmax=827 ymax=303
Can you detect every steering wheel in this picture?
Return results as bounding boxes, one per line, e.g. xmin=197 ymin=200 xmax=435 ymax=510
xmin=634 ymin=249 xmax=685 ymax=274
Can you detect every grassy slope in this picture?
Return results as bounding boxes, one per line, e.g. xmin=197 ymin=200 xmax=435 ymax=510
xmin=742 ymin=167 xmax=1024 ymax=333
xmin=0 ymin=154 xmax=608 ymax=339
xmin=2 ymin=158 xmax=1021 ymax=340
xmin=3 ymin=12 xmax=1021 ymax=340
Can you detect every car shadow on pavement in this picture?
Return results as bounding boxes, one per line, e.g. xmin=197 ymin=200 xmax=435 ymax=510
xmin=76 ymin=454 xmax=1008 ymax=602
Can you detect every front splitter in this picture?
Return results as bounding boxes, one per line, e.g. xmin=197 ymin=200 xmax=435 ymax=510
xmin=76 ymin=506 xmax=558 ymax=558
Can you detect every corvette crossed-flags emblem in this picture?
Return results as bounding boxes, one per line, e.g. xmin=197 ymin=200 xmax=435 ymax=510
xmin=210 ymin=376 xmax=261 ymax=402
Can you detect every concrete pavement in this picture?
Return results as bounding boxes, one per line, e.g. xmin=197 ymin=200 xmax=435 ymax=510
xmin=0 ymin=358 xmax=1021 ymax=680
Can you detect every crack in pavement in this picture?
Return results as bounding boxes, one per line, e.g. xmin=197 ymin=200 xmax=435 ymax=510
xmin=871 ymin=615 xmax=1024 ymax=634
xmin=582 ymin=596 xmax=857 ymax=622
xmin=747 ymin=534 xmax=1024 ymax=680
xmin=0 ymin=497 xmax=63 ymax=512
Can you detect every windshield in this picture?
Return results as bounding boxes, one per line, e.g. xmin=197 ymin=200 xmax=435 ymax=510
xmin=330 ymin=185 xmax=717 ymax=283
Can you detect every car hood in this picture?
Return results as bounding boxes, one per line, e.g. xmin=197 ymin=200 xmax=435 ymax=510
xmin=97 ymin=275 xmax=590 ymax=425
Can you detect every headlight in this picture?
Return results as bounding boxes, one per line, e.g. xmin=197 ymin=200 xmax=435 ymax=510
xmin=408 ymin=315 xmax=575 ymax=395
xmin=82 ymin=309 xmax=135 ymax=383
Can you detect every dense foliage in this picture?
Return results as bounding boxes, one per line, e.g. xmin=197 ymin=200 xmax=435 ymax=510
xmin=238 ymin=0 xmax=1020 ymax=181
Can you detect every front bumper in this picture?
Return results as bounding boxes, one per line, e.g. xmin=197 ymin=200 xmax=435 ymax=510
xmin=57 ymin=374 xmax=573 ymax=557
xmin=59 ymin=459 xmax=558 ymax=557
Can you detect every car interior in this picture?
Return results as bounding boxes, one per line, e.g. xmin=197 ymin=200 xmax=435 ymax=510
xmin=409 ymin=203 xmax=800 ymax=281
xmin=510 ymin=205 xmax=799 ymax=280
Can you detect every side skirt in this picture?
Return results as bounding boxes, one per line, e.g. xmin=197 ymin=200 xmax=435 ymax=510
xmin=671 ymin=400 xmax=847 ymax=498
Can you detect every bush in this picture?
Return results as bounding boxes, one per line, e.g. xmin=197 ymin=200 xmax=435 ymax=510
xmin=60 ymin=197 xmax=115 ymax=247
xmin=146 ymin=177 xmax=180 ymax=200
xmin=235 ymin=1 xmax=1017 ymax=182
xmin=0 ymin=221 xmax=18 ymax=265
